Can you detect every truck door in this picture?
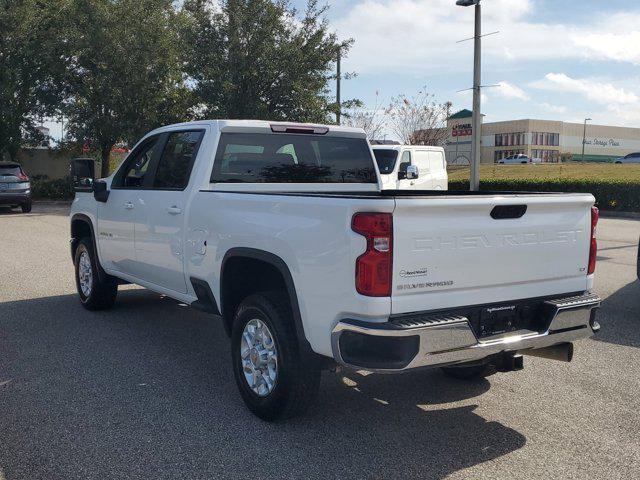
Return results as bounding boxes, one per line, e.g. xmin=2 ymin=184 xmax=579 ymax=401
xmin=98 ymin=136 xmax=161 ymax=274
xmin=411 ymin=150 xmax=432 ymax=189
xmin=132 ymin=130 xmax=205 ymax=294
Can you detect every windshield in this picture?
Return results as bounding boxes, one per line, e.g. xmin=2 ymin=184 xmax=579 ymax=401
xmin=373 ymin=149 xmax=399 ymax=174
xmin=211 ymin=133 xmax=377 ymax=183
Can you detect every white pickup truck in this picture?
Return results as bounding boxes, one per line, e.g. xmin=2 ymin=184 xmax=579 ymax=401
xmin=70 ymin=120 xmax=601 ymax=421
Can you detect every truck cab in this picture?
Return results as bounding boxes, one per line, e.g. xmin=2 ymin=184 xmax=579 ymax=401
xmin=372 ymin=145 xmax=448 ymax=190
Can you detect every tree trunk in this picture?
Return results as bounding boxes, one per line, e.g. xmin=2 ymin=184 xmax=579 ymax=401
xmin=100 ymin=146 xmax=111 ymax=178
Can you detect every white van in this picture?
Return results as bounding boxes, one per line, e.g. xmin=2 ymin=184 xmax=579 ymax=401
xmin=371 ymin=145 xmax=448 ymax=190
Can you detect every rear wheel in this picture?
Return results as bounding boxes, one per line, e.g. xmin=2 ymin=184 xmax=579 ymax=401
xmin=636 ymin=237 xmax=639 ymax=280
xmin=441 ymin=363 xmax=492 ymax=380
xmin=74 ymin=237 xmax=118 ymax=310
xmin=231 ymin=292 xmax=320 ymax=421
xmin=21 ymin=201 xmax=32 ymax=213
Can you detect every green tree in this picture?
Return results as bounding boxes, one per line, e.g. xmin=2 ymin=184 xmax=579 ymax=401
xmin=64 ymin=0 xmax=192 ymax=177
xmin=0 ymin=0 xmax=66 ymax=160
xmin=181 ymin=0 xmax=350 ymax=123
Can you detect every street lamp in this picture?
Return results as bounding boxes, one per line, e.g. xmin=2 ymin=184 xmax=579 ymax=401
xmin=457 ymin=0 xmax=482 ymax=191
xmin=581 ymin=118 xmax=592 ymax=162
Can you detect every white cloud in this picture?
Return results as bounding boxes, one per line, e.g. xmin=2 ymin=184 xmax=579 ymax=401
xmin=335 ymin=1 xmax=640 ymax=75
xmin=571 ymin=13 xmax=640 ymax=65
xmin=531 ymin=73 xmax=640 ymax=124
xmin=496 ymin=81 xmax=529 ymax=101
xmin=531 ymin=73 xmax=639 ymax=105
xmin=540 ymin=102 xmax=567 ymax=114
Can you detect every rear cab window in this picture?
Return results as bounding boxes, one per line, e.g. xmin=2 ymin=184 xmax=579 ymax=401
xmin=211 ymin=133 xmax=377 ymax=184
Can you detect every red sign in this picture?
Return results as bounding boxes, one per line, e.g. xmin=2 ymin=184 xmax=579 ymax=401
xmin=452 ymin=123 xmax=472 ymax=137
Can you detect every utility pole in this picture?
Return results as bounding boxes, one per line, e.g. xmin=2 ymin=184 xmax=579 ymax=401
xmin=581 ymin=118 xmax=592 ymax=162
xmin=457 ymin=0 xmax=485 ymax=191
xmin=336 ymin=49 xmax=342 ymax=125
xmin=470 ymin=2 xmax=482 ymax=191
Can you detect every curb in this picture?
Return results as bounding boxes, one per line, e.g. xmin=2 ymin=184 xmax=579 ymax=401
xmin=599 ymin=211 xmax=640 ymax=220
xmin=33 ymin=200 xmax=73 ymax=205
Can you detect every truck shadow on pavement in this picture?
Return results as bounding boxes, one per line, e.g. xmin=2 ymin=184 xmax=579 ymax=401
xmin=0 ymin=289 xmax=526 ymax=480
xmin=595 ymin=279 xmax=640 ymax=348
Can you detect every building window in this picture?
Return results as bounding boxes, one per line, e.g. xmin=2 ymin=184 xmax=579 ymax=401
xmin=532 ymin=132 xmax=560 ymax=146
xmin=494 ymin=132 xmax=526 ymax=147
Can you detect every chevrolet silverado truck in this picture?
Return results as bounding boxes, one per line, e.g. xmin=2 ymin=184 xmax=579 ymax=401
xmin=69 ymin=120 xmax=601 ymax=421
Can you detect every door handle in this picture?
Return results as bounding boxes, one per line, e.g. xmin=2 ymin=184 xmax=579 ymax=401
xmin=124 ymin=201 xmax=134 ymax=210
xmin=167 ymin=206 xmax=182 ymax=215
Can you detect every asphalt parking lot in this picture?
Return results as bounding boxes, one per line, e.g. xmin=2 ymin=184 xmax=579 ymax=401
xmin=0 ymin=203 xmax=639 ymax=480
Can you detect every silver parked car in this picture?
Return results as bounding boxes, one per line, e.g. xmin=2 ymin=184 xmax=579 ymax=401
xmin=614 ymin=152 xmax=640 ymax=164
xmin=0 ymin=162 xmax=32 ymax=213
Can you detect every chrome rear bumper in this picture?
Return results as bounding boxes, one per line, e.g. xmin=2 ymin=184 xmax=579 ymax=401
xmin=331 ymin=293 xmax=601 ymax=373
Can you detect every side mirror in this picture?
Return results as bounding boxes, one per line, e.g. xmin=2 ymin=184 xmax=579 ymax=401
xmin=406 ymin=164 xmax=419 ymax=180
xmin=93 ymin=180 xmax=110 ymax=203
xmin=70 ymin=158 xmax=95 ymax=192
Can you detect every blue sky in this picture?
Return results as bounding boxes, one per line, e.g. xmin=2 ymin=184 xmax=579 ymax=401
xmin=291 ymin=0 xmax=640 ymax=131
xmin=45 ymin=0 xmax=640 ymax=140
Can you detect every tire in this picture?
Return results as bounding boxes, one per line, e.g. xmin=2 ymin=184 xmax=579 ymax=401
xmin=637 ymin=237 xmax=639 ymax=280
xmin=21 ymin=201 xmax=32 ymax=213
xmin=231 ymin=291 xmax=320 ymax=421
xmin=74 ymin=237 xmax=118 ymax=311
xmin=441 ymin=363 xmax=492 ymax=380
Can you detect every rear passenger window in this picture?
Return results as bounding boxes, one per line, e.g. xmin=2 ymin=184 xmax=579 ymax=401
xmin=153 ymin=131 xmax=204 ymax=190
xmin=211 ymin=133 xmax=376 ymax=183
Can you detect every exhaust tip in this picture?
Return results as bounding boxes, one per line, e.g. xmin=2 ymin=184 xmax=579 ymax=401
xmin=520 ymin=343 xmax=574 ymax=363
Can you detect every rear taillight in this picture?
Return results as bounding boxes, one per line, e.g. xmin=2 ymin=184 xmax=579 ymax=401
xmin=352 ymin=213 xmax=393 ymax=297
xmin=588 ymin=206 xmax=599 ymax=275
xmin=18 ymin=173 xmax=28 ymax=181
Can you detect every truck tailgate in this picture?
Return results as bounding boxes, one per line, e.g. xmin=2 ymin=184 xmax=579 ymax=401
xmin=391 ymin=194 xmax=594 ymax=315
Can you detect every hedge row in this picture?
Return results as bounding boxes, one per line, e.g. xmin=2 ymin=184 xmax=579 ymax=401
xmin=31 ymin=176 xmax=74 ymax=200
xmin=449 ymin=179 xmax=640 ymax=212
xmin=28 ymin=176 xmax=640 ymax=212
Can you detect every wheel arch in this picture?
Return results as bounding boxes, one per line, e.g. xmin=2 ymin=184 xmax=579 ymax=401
xmin=70 ymin=213 xmax=110 ymax=283
xmin=220 ymin=247 xmax=317 ymax=361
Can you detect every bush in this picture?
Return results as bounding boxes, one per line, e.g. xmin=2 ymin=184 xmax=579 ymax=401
xmin=449 ymin=179 xmax=640 ymax=212
xmin=31 ymin=176 xmax=74 ymax=200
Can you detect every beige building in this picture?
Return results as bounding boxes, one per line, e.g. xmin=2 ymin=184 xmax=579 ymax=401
xmin=444 ymin=109 xmax=640 ymax=164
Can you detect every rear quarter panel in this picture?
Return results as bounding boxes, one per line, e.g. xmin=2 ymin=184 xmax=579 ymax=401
xmin=186 ymin=191 xmax=395 ymax=356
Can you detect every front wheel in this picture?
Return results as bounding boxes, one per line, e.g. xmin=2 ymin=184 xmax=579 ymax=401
xmin=231 ymin=292 xmax=320 ymax=421
xmin=74 ymin=237 xmax=118 ymax=310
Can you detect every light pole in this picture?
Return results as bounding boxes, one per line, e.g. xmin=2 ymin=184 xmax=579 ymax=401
xmin=457 ymin=0 xmax=482 ymax=191
xmin=581 ymin=118 xmax=591 ymax=162
xmin=336 ymin=49 xmax=342 ymax=126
